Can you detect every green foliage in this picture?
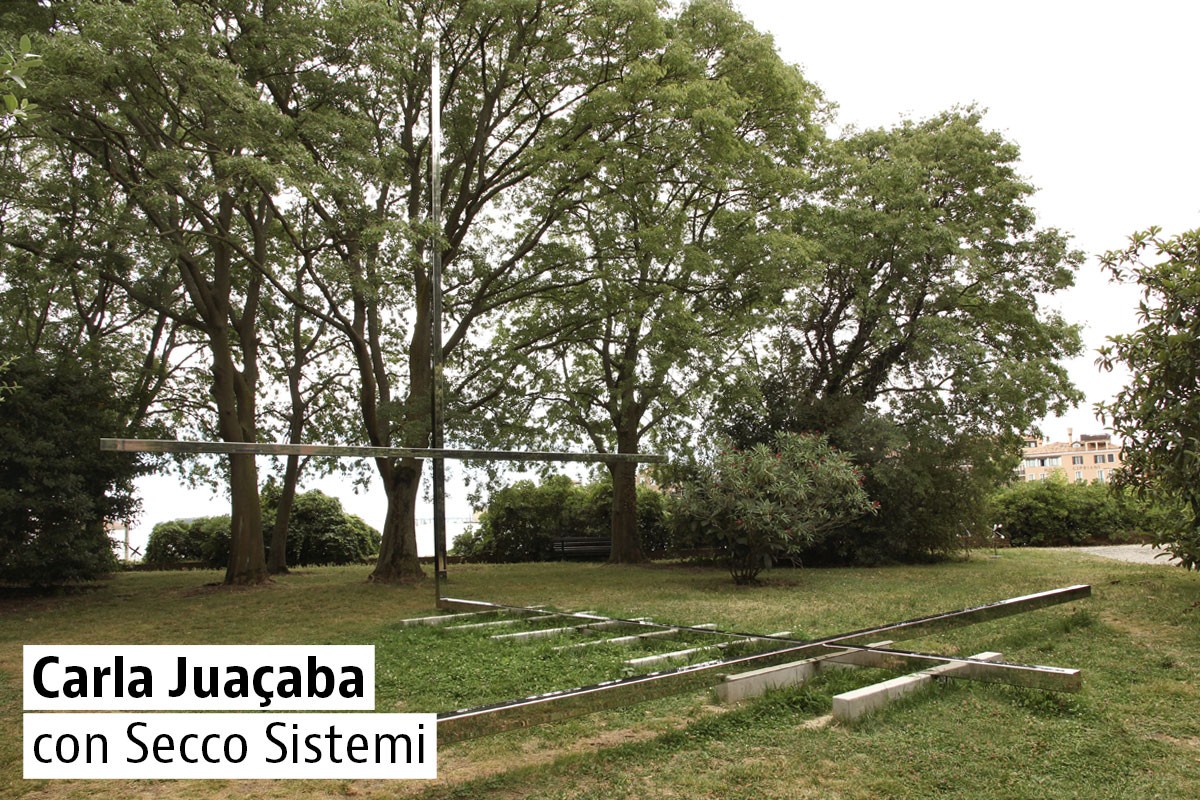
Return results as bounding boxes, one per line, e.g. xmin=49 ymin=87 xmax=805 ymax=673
xmin=145 ymin=490 xmax=379 ymax=569
xmin=672 ymin=432 xmax=874 ymax=584
xmin=989 ymin=476 xmax=1162 ymax=547
xmin=142 ymin=520 xmax=207 ymax=566
xmin=0 ymin=356 xmax=149 ymax=585
xmin=0 ymin=33 xmax=38 ymax=120
xmin=727 ymin=405 xmax=1009 ymax=565
xmin=481 ymin=0 xmax=821 ymax=562
xmin=814 ymin=439 xmax=1001 ymax=565
xmin=719 ymin=109 xmax=1083 ymax=566
xmin=1098 ymin=227 xmax=1200 ymax=569
xmin=451 ymin=476 xmax=670 ymax=563
xmin=262 ymin=487 xmax=380 ymax=567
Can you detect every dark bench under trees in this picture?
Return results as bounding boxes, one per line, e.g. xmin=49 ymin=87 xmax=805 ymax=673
xmin=551 ymin=536 xmax=611 ymax=560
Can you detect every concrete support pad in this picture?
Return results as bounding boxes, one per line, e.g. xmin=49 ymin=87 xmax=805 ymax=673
xmin=715 ymin=641 xmax=893 ymax=704
xmin=832 ymin=651 xmax=1002 ymax=722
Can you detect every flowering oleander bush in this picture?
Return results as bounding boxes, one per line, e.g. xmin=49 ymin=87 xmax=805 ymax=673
xmin=674 ymin=432 xmax=875 ymax=584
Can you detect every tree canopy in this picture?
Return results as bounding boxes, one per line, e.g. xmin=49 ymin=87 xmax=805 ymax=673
xmin=721 ymin=109 xmax=1084 ymax=562
xmin=489 ymin=0 xmax=820 ymax=561
xmin=1099 ymin=227 xmax=1200 ymax=570
xmin=0 ymin=2 xmax=1094 ymax=583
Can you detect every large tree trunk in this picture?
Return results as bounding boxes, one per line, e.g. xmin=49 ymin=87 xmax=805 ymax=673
xmin=212 ymin=354 xmax=268 ymax=586
xmin=370 ymin=458 xmax=426 ymax=583
xmin=225 ymin=451 xmax=267 ymax=585
xmin=608 ymin=429 xmax=645 ymax=564
xmin=267 ymin=453 xmax=300 ymax=574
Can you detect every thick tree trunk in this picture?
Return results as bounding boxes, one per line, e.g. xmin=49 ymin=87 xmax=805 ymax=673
xmin=225 ymin=451 xmax=268 ymax=585
xmin=607 ymin=429 xmax=645 ymax=564
xmin=267 ymin=453 xmax=300 ymax=574
xmin=211 ymin=321 xmax=268 ymax=586
xmin=369 ymin=459 xmax=426 ymax=583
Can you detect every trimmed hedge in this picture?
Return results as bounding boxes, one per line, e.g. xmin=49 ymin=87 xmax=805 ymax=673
xmin=144 ymin=489 xmax=379 ymax=568
xmin=989 ymin=477 xmax=1161 ymax=547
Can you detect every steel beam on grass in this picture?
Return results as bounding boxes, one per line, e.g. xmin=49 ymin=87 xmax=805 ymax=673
xmin=832 ymin=651 xmax=1006 ymax=722
xmin=624 ymin=631 xmax=793 ymax=668
xmin=435 ymin=585 xmax=1090 ymax=742
xmin=436 ymin=597 xmax=749 ymax=638
xmin=553 ymin=623 xmax=718 ymax=651
xmin=491 ymin=619 xmax=634 ymax=641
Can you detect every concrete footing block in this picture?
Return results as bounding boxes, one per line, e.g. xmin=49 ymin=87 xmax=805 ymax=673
xmin=714 ymin=640 xmax=894 ymax=704
xmin=831 ymin=651 xmax=1002 ymax=722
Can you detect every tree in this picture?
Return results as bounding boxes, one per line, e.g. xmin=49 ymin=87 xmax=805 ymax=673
xmin=258 ymin=252 xmax=357 ymax=575
xmin=1098 ymin=227 xmax=1200 ymax=570
xmin=451 ymin=475 xmax=670 ymax=562
xmin=27 ymin=0 xmax=339 ymax=584
xmin=492 ymin=0 xmax=819 ymax=562
xmin=241 ymin=0 xmax=673 ymax=582
xmin=723 ymin=109 xmax=1084 ymax=562
xmin=0 ymin=356 xmax=153 ymax=585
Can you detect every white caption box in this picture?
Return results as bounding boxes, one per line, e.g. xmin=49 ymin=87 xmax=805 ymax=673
xmin=24 ymin=645 xmax=375 ymax=710
xmin=24 ymin=713 xmax=436 ymax=780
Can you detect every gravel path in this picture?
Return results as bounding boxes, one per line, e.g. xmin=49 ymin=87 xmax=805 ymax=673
xmin=1073 ymin=544 xmax=1175 ymax=565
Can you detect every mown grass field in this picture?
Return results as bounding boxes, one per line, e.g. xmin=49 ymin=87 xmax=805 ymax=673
xmin=2 ymin=550 xmax=1197 ymax=799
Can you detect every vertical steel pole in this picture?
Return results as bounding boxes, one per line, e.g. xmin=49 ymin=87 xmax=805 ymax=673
xmin=429 ymin=41 xmax=449 ymax=584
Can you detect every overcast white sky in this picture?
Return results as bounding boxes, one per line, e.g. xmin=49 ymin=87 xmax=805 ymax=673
xmin=123 ymin=1 xmax=1200 ymax=557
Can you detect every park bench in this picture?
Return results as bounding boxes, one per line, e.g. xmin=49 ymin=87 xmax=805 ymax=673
xmin=551 ymin=536 xmax=611 ymax=560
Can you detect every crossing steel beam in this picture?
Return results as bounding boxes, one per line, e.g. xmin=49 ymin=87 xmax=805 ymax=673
xmin=436 ymin=585 xmax=1090 ymax=741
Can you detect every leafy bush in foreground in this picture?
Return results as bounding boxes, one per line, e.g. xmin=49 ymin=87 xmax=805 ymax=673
xmin=673 ymin=432 xmax=875 ymax=584
xmin=0 ymin=357 xmax=150 ymax=585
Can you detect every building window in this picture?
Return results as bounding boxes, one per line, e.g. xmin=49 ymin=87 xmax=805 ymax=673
xmin=1108 ymin=453 xmax=1115 ymax=463
xmin=1075 ymin=471 xmax=1084 ymax=482
xmin=1097 ymin=470 xmax=1105 ymax=482
xmin=1094 ymin=455 xmax=1105 ymax=464
xmin=1072 ymin=456 xmax=1084 ymax=465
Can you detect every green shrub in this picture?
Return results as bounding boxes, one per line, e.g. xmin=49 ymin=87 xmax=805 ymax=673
xmin=265 ymin=489 xmax=380 ymax=566
xmin=451 ymin=475 xmax=670 ymax=562
xmin=0 ymin=357 xmax=149 ymax=585
xmin=145 ymin=490 xmax=380 ymax=569
xmin=143 ymin=520 xmax=209 ymax=566
xmin=989 ymin=476 xmax=1158 ymax=547
xmin=672 ymin=432 xmax=875 ymax=584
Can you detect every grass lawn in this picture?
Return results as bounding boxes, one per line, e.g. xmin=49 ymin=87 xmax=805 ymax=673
xmin=2 ymin=550 xmax=1197 ymax=799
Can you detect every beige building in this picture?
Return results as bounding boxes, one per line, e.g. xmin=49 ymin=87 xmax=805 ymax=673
xmin=1019 ymin=430 xmax=1123 ymax=484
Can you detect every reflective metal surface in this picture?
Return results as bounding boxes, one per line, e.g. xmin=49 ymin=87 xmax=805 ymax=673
xmin=436 ymin=585 xmax=1090 ymax=741
xmin=100 ymin=438 xmax=666 ymax=463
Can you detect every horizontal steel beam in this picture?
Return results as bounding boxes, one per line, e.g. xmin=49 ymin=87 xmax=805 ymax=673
xmin=624 ymin=632 xmax=792 ymax=668
xmin=436 ymin=585 xmax=1090 ymax=741
xmin=101 ymin=438 xmax=666 ymax=464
